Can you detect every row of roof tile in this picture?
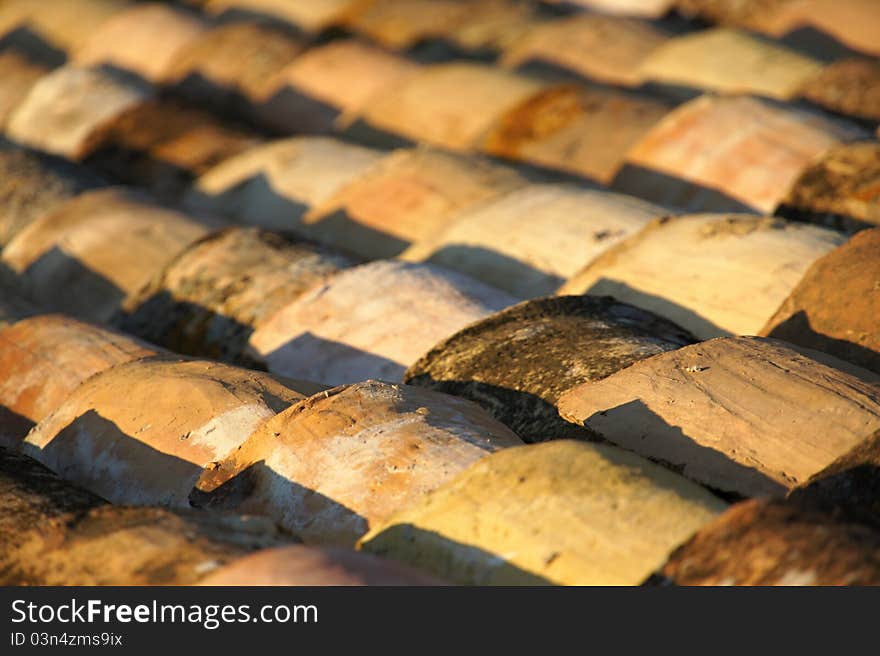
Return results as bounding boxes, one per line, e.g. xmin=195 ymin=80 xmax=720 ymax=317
xmin=0 ymin=0 xmax=877 ymax=586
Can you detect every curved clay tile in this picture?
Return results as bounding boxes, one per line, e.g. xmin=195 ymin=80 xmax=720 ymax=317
xmin=1 ymin=187 xmax=224 ymax=322
xmin=637 ymin=28 xmax=822 ymax=100
xmin=787 ymin=430 xmax=880 ymax=529
xmin=22 ymin=358 xmax=318 ymax=508
xmin=248 ymin=260 xmax=518 ymax=385
xmin=360 ymin=440 xmax=725 ymax=585
xmin=302 ymin=148 xmax=525 ymax=259
xmin=83 ymin=98 xmax=263 ymax=201
xmin=761 ymin=227 xmax=880 ymax=375
xmin=0 ymin=32 xmax=60 ymax=129
xmin=161 ymin=21 xmax=306 ymax=120
xmin=757 ymin=0 xmax=880 ymax=58
xmin=256 ymin=39 xmax=420 ymax=134
xmin=674 ymin=0 xmax=793 ymax=30
xmin=0 ymin=448 xmax=291 ymax=585
xmin=501 ymin=14 xmax=669 ymax=87
xmin=402 ymin=184 xmax=663 ymax=298
xmin=6 ymin=65 xmax=154 ymax=161
xmin=557 ymin=336 xmax=880 ymax=497
xmin=184 ymin=136 xmax=383 ymax=230
xmin=796 ymin=58 xmax=880 ymax=123
xmin=342 ymin=0 xmax=533 ymax=52
xmin=0 ymin=0 xmax=131 ymax=52
xmin=483 ymin=85 xmax=672 ymax=184
xmin=360 ymin=63 xmax=550 ymax=151
xmin=203 ymin=0 xmax=364 ymax=33
xmin=343 ymin=0 xmax=476 ymax=49
xmin=73 ymin=3 xmax=208 ymax=82
xmin=404 ymin=295 xmax=695 ymax=442
xmin=116 ymin=227 xmax=357 ymax=366
xmin=544 ymin=0 xmax=673 ymax=17
xmin=778 ymin=141 xmax=880 ymax=232
xmin=190 ymin=379 xmax=522 ymax=545
xmin=656 ymin=498 xmax=880 ymax=585
xmin=559 ymin=214 xmax=844 ymax=339
xmin=0 ymin=314 xmax=160 ymax=448
xmin=612 ymin=95 xmax=866 ymax=213
xmin=0 ymin=144 xmax=106 ymax=246
xmin=440 ymin=0 xmax=535 ymax=52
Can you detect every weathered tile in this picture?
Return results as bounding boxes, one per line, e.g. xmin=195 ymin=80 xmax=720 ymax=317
xmin=117 ymin=227 xmax=356 ymax=365
xmin=788 ymin=429 xmax=880 ymax=524
xmin=342 ymin=0 xmax=534 ymax=52
xmin=674 ymin=0 xmax=792 ymax=30
xmin=559 ymin=214 xmax=844 ymax=338
xmin=361 ymin=441 xmax=725 ymax=585
xmin=638 ymin=28 xmax=822 ymax=99
xmin=203 ymin=0 xmax=361 ymax=33
xmin=484 ymin=86 xmax=672 ymax=184
xmin=0 ymin=32 xmax=60 ymax=129
xmin=0 ymin=144 xmax=106 ymax=246
xmin=402 ymin=184 xmax=663 ymax=298
xmin=302 ymin=148 xmax=525 ymax=258
xmin=256 ymin=40 xmax=420 ymax=133
xmin=761 ymin=227 xmax=880 ymax=374
xmin=798 ymin=58 xmax=880 ymax=122
xmin=248 ymin=260 xmax=518 ymax=385
xmin=656 ymin=498 xmax=880 ymax=585
xmin=2 ymin=188 xmax=223 ymax=322
xmin=7 ymin=65 xmax=154 ymax=160
xmin=74 ymin=3 xmax=207 ymax=82
xmin=778 ymin=141 xmax=880 ymax=231
xmin=185 ymin=137 xmax=382 ymax=233
xmin=613 ymin=95 xmax=865 ymax=213
xmin=0 ymin=314 xmax=160 ymax=448
xmin=558 ymin=336 xmax=880 ymax=497
xmin=545 ymin=0 xmax=673 ymax=17
xmin=22 ymin=358 xmax=318 ymax=507
xmin=0 ymin=0 xmax=130 ymax=52
xmin=0 ymin=448 xmax=290 ymax=586
xmin=84 ymin=98 xmax=262 ymax=201
xmin=360 ymin=63 xmax=549 ymax=150
xmin=162 ymin=21 xmax=306 ymax=119
xmin=404 ymin=295 xmax=694 ymax=442
xmin=757 ymin=0 xmax=880 ymax=58
xmin=502 ymin=14 xmax=670 ymax=86
xmin=191 ymin=379 xmax=522 ymax=545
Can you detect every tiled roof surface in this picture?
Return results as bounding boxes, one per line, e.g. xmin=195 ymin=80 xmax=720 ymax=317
xmin=0 ymin=0 xmax=878 ymax=586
